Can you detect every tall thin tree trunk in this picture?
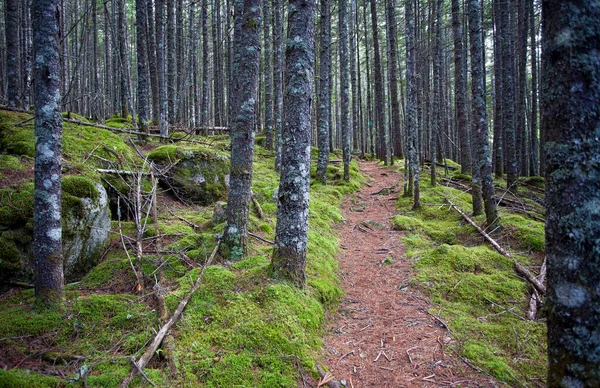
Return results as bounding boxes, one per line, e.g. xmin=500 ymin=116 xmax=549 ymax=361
xmin=167 ymin=0 xmax=175 ymax=122
xmin=147 ymin=0 xmax=159 ymax=124
xmin=452 ymin=0 xmax=471 ymax=174
xmin=156 ymin=0 xmax=169 ymax=136
xmin=5 ymin=0 xmax=21 ymax=107
xmin=406 ymin=0 xmax=420 ymax=209
xmin=339 ymin=0 xmax=351 ymax=180
xmin=263 ymin=0 xmax=273 ymax=150
xmin=273 ymin=0 xmax=283 ymax=170
xmin=492 ymin=0 xmax=503 ymax=178
xmin=528 ymin=0 xmax=538 ymax=176
xmin=136 ymin=0 xmax=150 ymax=132
xmin=502 ymin=0 xmax=518 ymax=190
xmin=370 ymin=0 xmax=387 ymax=164
xmin=316 ymin=0 xmax=330 ymax=183
xmin=386 ymin=0 xmax=403 ymax=161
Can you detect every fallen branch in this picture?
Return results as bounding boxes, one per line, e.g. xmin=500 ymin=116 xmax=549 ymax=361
xmin=527 ymin=257 xmax=547 ymax=320
xmin=121 ymin=239 xmax=221 ymax=388
xmin=248 ymin=232 xmax=274 ymax=245
xmin=445 ymin=198 xmax=546 ymax=295
xmin=316 ymin=366 xmax=341 ymax=388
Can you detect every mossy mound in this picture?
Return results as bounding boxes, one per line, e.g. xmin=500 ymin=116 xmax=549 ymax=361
xmin=0 ymin=176 xmax=110 ymax=283
xmin=396 ymin=173 xmax=546 ymax=385
xmin=148 ymin=145 xmax=230 ymax=206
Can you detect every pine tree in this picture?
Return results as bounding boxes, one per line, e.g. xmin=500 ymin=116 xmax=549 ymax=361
xmin=339 ymin=0 xmax=351 ymax=181
xmin=316 ymin=0 xmax=331 ymax=184
xmin=271 ymin=0 xmax=315 ymax=288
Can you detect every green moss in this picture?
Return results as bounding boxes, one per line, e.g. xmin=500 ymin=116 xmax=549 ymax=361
xmin=391 ymin=215 xmax=424 ymax=231
xmin=0 ymin=154 xmax=24 ymax=171
xmin=0 ymin=235 xmax=23 ymax=271
xmin=501 ymin=214 xmax=545 ymax=252
xmin=62 ymin=175 xmax=99 ymax=199
xmin=0 ymin=369 xmax=60 ymax=387
xmin=396 ymin=174 xmax=547 ymax=385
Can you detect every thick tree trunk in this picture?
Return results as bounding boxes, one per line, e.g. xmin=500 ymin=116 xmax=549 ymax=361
xmin=452 ymin=0 xmax=471 ymax=174
xmin=469 ymin=0 xmax=498 ymax=225
xmin=32 ymin=0 xmax=66 ymax=310
xmin=542 ymin=1 xmax=600 ymax=385
xmin=271 ymin=0 xmax=315 ymax=288
xmin=339 ymin=0 xmax=351 ymax=181
xmin=316 ymin=0 xmax=330 ymax=184
xmin=221 ymin=0 xmax=261 ymax=259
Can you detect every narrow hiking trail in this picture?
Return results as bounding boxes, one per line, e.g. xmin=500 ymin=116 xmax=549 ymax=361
xmin=316 ymin=161 xmax=497 ymax=388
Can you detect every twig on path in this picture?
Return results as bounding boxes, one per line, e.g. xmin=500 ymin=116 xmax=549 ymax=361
xmin=335 ymin=350 xmax=354 ymax=366
xmin=406 ymin=346 xmax=420 ymax=364
xmin=129 ymin=357 xmax=156 ymax=387
xmin=248 ymin=232 xmax=274 ymax=245
xmin=316 ymin=366 xmax=341 ymax=388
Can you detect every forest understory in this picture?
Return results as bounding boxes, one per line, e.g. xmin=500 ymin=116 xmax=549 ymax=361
xmin=0 ymin=109 xmax=547 ymax=387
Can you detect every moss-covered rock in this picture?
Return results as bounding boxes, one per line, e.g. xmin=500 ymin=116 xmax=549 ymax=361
xmin=0 ymin=176 xmax=110 ymax=283
xmin=148 ymin=145 xmax=230 ymax=205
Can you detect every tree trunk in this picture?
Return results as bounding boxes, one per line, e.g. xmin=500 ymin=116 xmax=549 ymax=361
xmin=316 ymin=0 xmax=330 ymax=184
xmin=201 ymin=0 xmax=210 ymax=127
xmin=147 ymin=0 xmax=159 ymax=124
xmin=469 ymin=0 xmax=498 ymax=225
xmin=32 ymin=0 xmax=66 ymax=310
xmin=502 ymin=0 xmax=518 ymax=190
xmin=136 ymin=0 xmax=150 ymax=132
xmin=271 ymin=0 xmax=315 ymax=288
xmin=5 ymin=0 xmax=21 ymax=108
xmin=452 ymin=0 xmax=471 ymax=174
xmin=156 ymin=0 xmax=169 ymax=136
xmin=262 ymin=0 xmax=273 ymax=150
xmin=167 ymin=0 xmax=175 ymax=122
xmin=339 ymin=0 xmax=351 ymax=181
xmin=221 ymin=0 xmax=261 ymax=259
xmin=492 ymin=0 xmax=503 ymax=178
xmin=370 ymin=0 xmax=387 ymax=165
xmin=273 ymin=0 xmax=283 ymax=170
xmin=406 ymin=0 xmax=420 ymax=209
xmin=386 ymin=0 xmax=403 ymax=161
xmin=528 ymin=0 xmax=538 ymax=176
xmin=542 ymin=1 xmax=600 ymax=385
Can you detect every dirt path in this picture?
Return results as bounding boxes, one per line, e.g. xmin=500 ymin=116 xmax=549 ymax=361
xmin=316 ymin=161 xmax=496 ymax=388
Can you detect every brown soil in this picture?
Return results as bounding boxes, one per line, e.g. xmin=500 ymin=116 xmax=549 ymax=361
xmin=312 ymin=161 xmax=498 ymax=388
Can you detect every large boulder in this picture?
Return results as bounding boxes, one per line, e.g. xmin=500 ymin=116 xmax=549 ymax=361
xmin=148 ymin=145 xmax=230 ymax=206
xmin=0 ymin=176 xmax=111 ymax=283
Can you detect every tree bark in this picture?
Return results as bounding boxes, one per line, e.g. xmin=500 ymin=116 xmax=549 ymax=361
xmin=528 ymin=0 xmax=538 ymax=176
xmin=200 ymin=0 xmax=210 ymax=127
xmin=271 ymin=0 xmax=315 ymax=288
xmin=316 ymin=0 xmax=331 ymax=184
xmin=273 ymin=0 xmax=283 ymax=170
xmin=502 ymin=0 xmax=518 ymax=190
xmin=386 ymin=0 xmax=403 ymax=161
xmin=147 ymin=0 xmax=159 ymax=124
xmin=262 ymin=0 xmax=273 ymax=150
xmin=156 ymin=0 xmax=169 ymax=136
xmin=469 ymin=0 xmax=498 ymax=226
xmin=5 ymin=0 xmax=21 ymax=107
xmin=221 ymin=0 xmax=261 ymax=259
xmin=452 ymin=0 xmax=471 ymax=174
xmin=405 ymin=0 xmax=420 ymax=209
xmin=370 ymin=0 xmax=387 ymax=165
xmin=542 ymin=1 xmax=600 ymax=385
xmin=339 ymin=0 xmax=351 ymax=180
xmin=136 ymin=0 xmax=150 ymax=132
xmin=32 ymin=0 xmax=66 ymax=310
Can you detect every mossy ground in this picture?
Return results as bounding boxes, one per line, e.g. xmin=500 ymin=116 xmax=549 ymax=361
xmin=0 ymin=114 xmax=363 ymax=387
xmin=394 ymin=168 xmax=547 ymax=385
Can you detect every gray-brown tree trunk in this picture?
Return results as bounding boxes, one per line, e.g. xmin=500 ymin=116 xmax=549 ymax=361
xmin=32 ymin=0 xmax=66 ymax=310
xmin=273 ymin=0 xmax=283 ymax=170
xmin=405 ymin=0 xmax=420 ymax=209
xmin=136 ymin=0 xmax=150 ymax=132
xmin=156 ymin=0 xmax=168 ymax=136
xmin=502 ymin=0 xmax=518 ymax=190
xmin=316 ymin=0 xmax=330 ymax=184
xmin=271 ymin=0 xmax=315 ymax=288
xmin=263 ymin=0 xmax=273 ymax=150
xmin=469 ymin=0 xmax=497 ymax=225
xmin=386 ymin=0 xmax=403 ymax=161
xmin=5 ymin=0 xmax=21 ymax=107
xmin=339 ymin=0 xmax=351 ymax=180
xmin=370 ymin=0 xmax=387 ymax=165
xmin=452 ymin=0 xmax=471 ymax=174
xmin=222 ymin=0 xmax=261 ymax=259
xmin=542 ymin=0 xmax=600 ymax=385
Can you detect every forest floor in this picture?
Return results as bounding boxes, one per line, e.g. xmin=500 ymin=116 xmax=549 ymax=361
xmin=313 ymin=161 xmax=499 ymax=387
